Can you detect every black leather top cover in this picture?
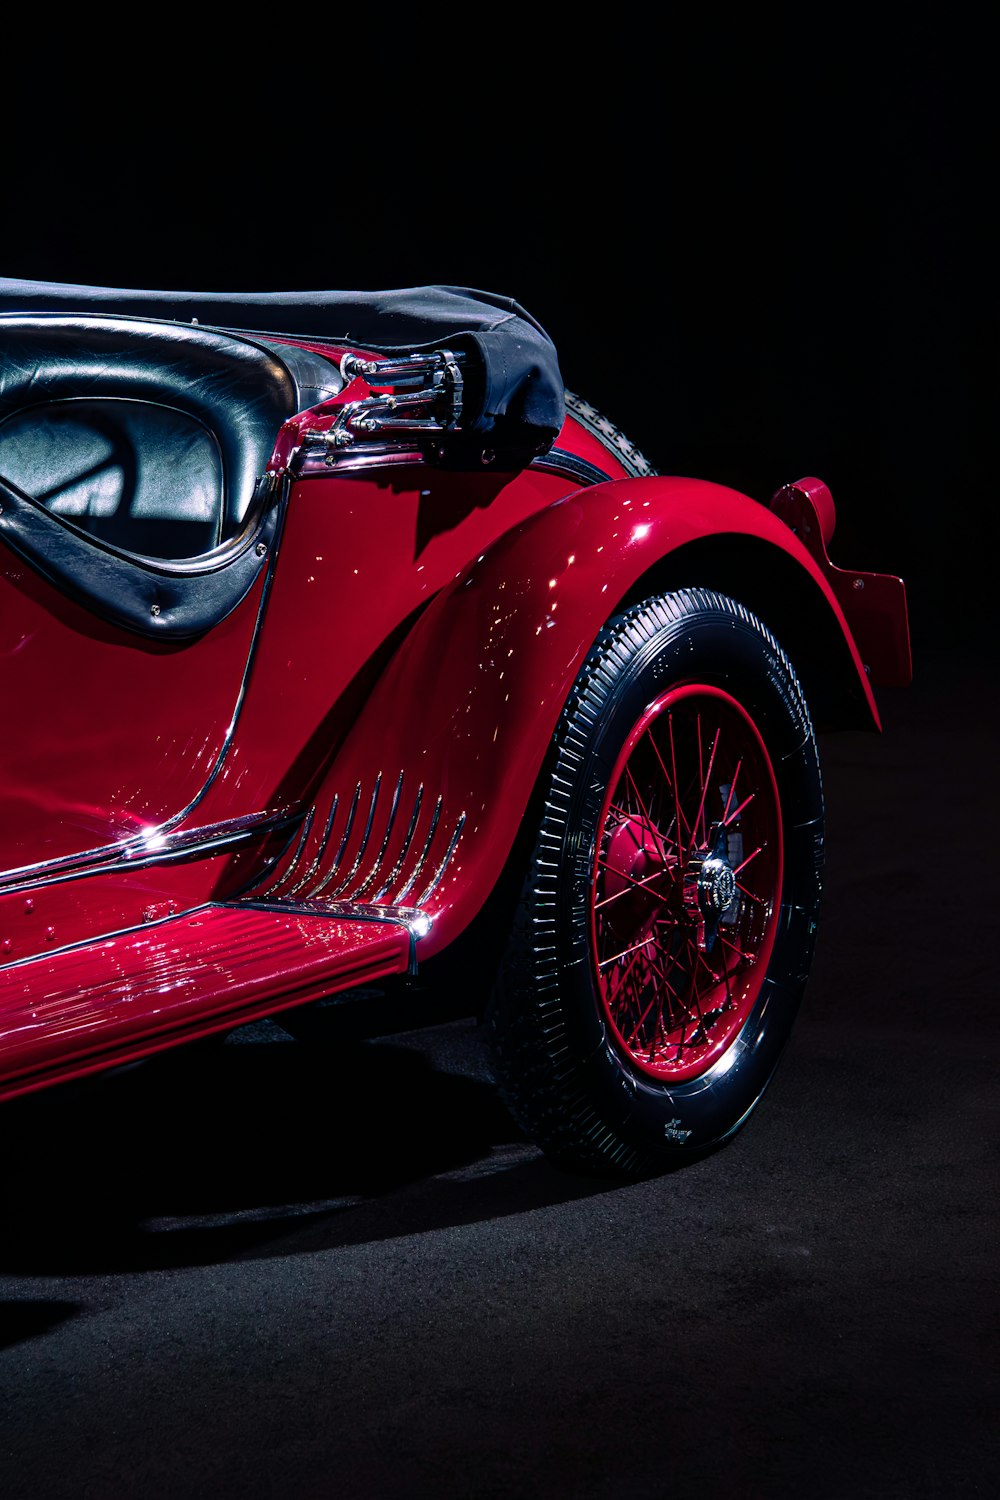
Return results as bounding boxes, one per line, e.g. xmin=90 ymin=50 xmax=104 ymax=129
xmin=0 ymin=315 xmax=295 ymax=637
xmin=0 ymin=398 xmax=226 ymax=558
xmin=0 ymin=315 xmax=297 ymax=531
xmin=0 ymin=279 xmax=564 ymax=452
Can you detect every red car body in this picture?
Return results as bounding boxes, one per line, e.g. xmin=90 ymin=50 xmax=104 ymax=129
xmin=0 ymin=285 xmax=910 ymax=1126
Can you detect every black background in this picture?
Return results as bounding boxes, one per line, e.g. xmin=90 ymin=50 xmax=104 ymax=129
xmin=3 ymin=22 xmax=990 ymax=653
xmin=2 ymin=22 xmax=996 ymax=1500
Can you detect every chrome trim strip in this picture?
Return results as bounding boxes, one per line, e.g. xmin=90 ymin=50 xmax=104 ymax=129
xmin=157 ymin=474 xmax=290 ymax=828
xmin=394 ymin=795 xmax=443 ymax=904
xmin=350 ymin=771 xmax=404 ymax=899
xmin=235 ymin=896 xmax=428 ymax=933
xmin=297 ymin=444 xmax=612 ymax=488
xmin=329 ymin=773 xmax=382 ymax=897
xmin=0 ymin=903 xmax=215 ymax=975
xmin=230 ymin=896 xmax=430 ymax=974
xmin=294 ymin=448 xmax=424 ymax=476
xmin=313 ymin=782 xmax=361 ymax=896
xmin=252 ymin=805 xmax=315 ymax=898
xmin=531 ymin=447 xmax=611 ymax=488
xmin=0 ymin=475 xmax=291 ymax=893
xmin=415 ymin=813 xmax=467 ymax=907
xmin=0 ymin=808 xmax=300 ymax=897
xmin=287 ymin=792 xmax=339 ymax=897
xmin=372 ymin=783 xmax=424 ymax=902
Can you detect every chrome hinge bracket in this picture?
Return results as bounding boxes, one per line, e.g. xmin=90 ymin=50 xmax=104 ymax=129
xmin=304 ymin=349 xmax=465 ymax=463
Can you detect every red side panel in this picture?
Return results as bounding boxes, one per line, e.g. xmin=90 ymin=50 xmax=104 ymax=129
xmin=0 ymin=559 xmax=266 ymax=870
xmin=184 ymin=463 xmax=573 ymax=824
xmin=0 ymin=905 xmax=411 ymax=1098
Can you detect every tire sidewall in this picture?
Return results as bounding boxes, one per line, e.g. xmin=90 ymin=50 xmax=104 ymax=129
xmin=555 ymin=600 xmax=823 ymax=1157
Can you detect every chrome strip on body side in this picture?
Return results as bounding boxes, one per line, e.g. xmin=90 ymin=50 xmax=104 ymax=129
xmin=0 ymin=903 xmax=216 ymax=975
xmin=293 ymin=444 xmax=612 ymax=488
xmin=0 ymin=476 xmax=292 ymax=891
xmin=229 ymin=897 xmax=431 ymax=973
xmin=0 ymin=808 xmax=303 ymax=896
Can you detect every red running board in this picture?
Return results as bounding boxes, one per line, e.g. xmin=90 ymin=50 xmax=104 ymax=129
xmin=0 ymin=903 xmax=413 ymax=1100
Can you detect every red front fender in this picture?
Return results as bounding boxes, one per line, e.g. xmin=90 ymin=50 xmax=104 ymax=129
xmin=314 ymin=474 xmax=888 ymax=955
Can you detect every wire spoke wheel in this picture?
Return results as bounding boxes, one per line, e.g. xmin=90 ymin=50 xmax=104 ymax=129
xmin=591 ymin=685 xmax=782 ymax=1082
xmin=487 ymin=590 xmax=823 ymax=1179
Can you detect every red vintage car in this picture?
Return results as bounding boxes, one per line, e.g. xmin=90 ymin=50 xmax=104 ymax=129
xmin=0 ymin=279 xmax=910 ymax=1177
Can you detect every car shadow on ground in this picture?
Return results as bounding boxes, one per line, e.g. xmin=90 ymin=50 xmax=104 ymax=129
xmin=0 ymin=1298 xmax=81 ymax=1352
xmin=0 ymin=1015 xmax=618 ymax=1277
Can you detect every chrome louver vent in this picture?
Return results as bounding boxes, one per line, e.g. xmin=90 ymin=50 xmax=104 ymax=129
xmin=244 ymin=772 xmax=465 ymax=918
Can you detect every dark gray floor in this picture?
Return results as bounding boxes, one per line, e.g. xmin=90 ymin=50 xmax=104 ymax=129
xmin=0 ymin=659 xmax=996 ymax=1499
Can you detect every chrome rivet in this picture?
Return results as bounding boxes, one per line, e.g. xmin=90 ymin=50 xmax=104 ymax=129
xmin=23 ymin=899 xmax=33 ymax=914
xmin=255 ymin=542 xmax=267 ymax=558
xmin=481 ymin=449 xmax=495 ymax=466
xmin=853 ymin=578 xmax=865 ymax=590
xmin=2 ymin=938 xmax=11 ymax=954
xmin=150 ymin=603 xmax=161 ymax=616
xmin=45 ymin=926 xmax=56 ymax=942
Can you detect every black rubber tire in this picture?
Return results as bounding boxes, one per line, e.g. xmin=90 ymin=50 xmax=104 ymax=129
xmin=486 ymin=589 xmax=824 ymax=1179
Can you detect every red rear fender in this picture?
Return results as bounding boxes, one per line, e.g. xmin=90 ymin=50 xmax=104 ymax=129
xmin=297 ymin=475 xmax=892 ymax=955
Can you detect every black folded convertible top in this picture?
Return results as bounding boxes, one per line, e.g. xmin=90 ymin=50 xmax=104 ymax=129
xmin=0 ymin=278 xmax=564 ymax=452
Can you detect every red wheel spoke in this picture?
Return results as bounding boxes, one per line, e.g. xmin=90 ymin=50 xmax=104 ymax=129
xmin=722 ymin=791 xmax=755 ymax=827
xmin=645 ymin=725 xmax=674 ymax=793
xmin=668 ymin=712 xmax=688 ymax=861
xmin=645 ymin=726 xmax=691 ymax=844
xmin=697 ymin=713 xmax=704 ymax=843
xmin=590 ymin=684 xmax=782 ymax=1083
xmin=644 ymin=947 xmax=686 ymax=1007
xmin=601 ymin=935 xmax=656 ymax=976
xmin=605 ymin=808 xmax=646 ymax=854
xmin=684 ymin=937 xmax=707 ymax=1031
xmin=626 ymin=989 xmax=660 ymax=1047
xmin=720 ymin=933 xmax=754 ymax=965
xmin=615 ymin=970 xmax=650 ymax=1031
xmin=690 ymin=726 xmax=721 ymax=851
xmin=594 ymin=864 xmax=673 ymax=909
xmin=732 ymin=845 xmax=763 ymax=876
xmin=720 ymin=759 xmax=743 ymax=823
xmin=696 ymin=948 xmax=721 ymax=980
xmin=717 ymin=933 xmax=735 ymax=1010
xmin=624 ymin=767 xmax=664 ymax=855
xmin=650 ymin=944 xmax=688 ymax=1009
xmin=735 ymin=882 xmax=767 ymax=907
